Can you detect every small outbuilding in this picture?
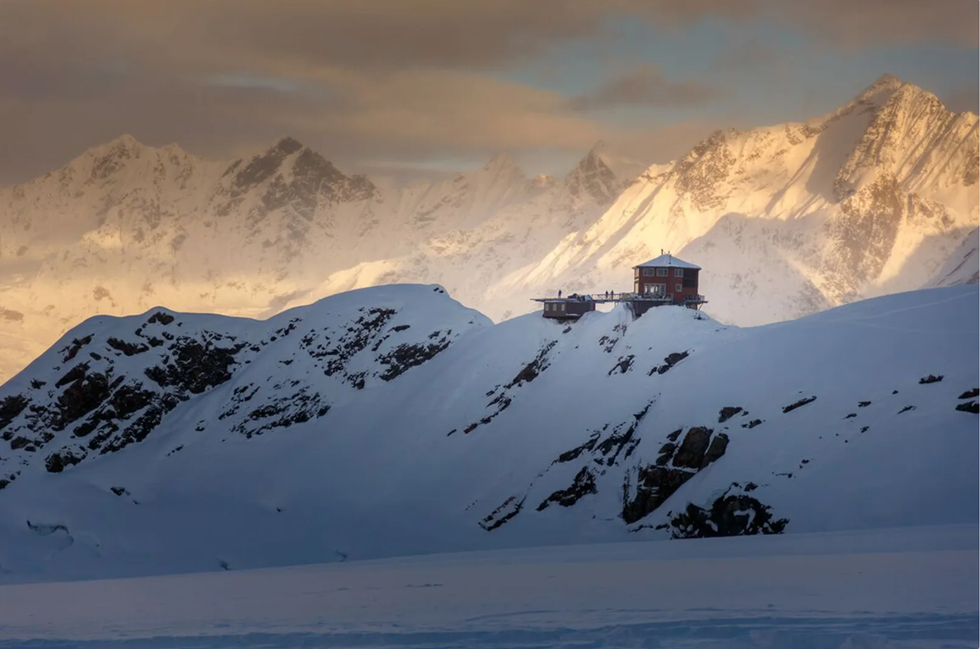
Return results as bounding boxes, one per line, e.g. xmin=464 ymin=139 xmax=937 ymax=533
xmin=539 ymin=294 xmax=596 ymax=320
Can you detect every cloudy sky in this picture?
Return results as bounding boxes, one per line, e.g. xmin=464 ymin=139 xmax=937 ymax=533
xmin=0 ymin=0 xmax=977 ymax=185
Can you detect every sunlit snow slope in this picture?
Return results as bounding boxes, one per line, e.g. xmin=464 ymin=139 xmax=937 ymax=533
xmin=0 ymin=283 xmax=976 ymax=583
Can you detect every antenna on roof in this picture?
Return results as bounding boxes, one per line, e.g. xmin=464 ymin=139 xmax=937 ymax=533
xmin=660 ymin=248 xmax=663 ymax=255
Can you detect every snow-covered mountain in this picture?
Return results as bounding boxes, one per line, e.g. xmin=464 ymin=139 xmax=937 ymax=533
xmin=0 ymin=139 xmax=629 ymax=383
xmin=1 ymin=74 xmax=977 ymax=386
xmin=0 ymin=283 xmax=976 ymax=582
xmin=490 ymin=74 xmax=980 ymax=324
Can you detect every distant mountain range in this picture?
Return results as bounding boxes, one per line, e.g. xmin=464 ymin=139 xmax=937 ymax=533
xmin=0 ymin=73 xmax=977 ymax=384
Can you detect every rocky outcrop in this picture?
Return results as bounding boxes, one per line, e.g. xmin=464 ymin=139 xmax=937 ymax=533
xmin=718 ymin=406 xmax=743 ymax=423
xmin=650 ymin=350 xmax=690 ymax=376
xmin=537 ymin=468 xmax=598 ymax=510
xmin=622 ymin=425 xmax=730 ymax=524
xmin=479 ymin=495 xmax=525 ymax=531
xmin=669 ymin=484 xmax=788 ymax=539
xmin=782 ymin=396 xmax=816 ymax=413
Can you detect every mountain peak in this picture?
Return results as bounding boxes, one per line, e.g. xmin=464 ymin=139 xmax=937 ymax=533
xmin=482 ymin=152 xmax=520 ymax=172
xmin=587 ymin=140 xmax=610 ymax=157
xmin=270 ymin=136 xmax=305 ymax=156
xmin=854 ymin=73 xmax=906 ymax=104
xmin=109 ymin=134 xmax=141 ymax=149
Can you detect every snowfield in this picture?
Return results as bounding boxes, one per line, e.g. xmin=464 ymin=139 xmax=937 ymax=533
xmin=0 ymin=525 xmax=976 ymax=648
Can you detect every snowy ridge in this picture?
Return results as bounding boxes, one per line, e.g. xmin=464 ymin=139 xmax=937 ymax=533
xmin=0 ymin=283 xmax=975 ymax=582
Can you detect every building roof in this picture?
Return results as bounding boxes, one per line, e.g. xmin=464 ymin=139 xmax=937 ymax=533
xmin=633 ymin=253 xmax=701 ymax=270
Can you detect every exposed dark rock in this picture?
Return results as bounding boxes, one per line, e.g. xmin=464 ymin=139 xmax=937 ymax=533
xmin=391 ymin=325 xmax=411 ymax=333
xmin=859 ymin=401 xmax=871 ymax=407
xmin=845 ymin=413 xmax=857 ymax=419
xmin=593 ymin=403 xmax=651 ymax=465
xmin=655 ymin=443 xmax=676 ymax=466
xmin=741 ymin=419 xmax=763 ymax=429
xmin=536 ymin=468 xmax=598 ymax=510
xmin=608 ymin=355 xmax=634 ymax=376
xmin=479 ymin=495 xmax=525 ymax=531
xmin=958 ymin=388 xmax=979 ymax=399
xmin=918 ymin=374 xmax=943 ymax=384
xmin=554 ymin=432 xmax=601 ymax=464
xmin=650 ymin=350 xmax=690 ymax=375
xmin=897 ymin=405 xmax=916 ymax=414
xmin=378 ymin=339 xmax=451 ymax=381
xmin=955 ymin=401 xmax=979 ymax=414
xmin=110 ymin=486 xmax=129 ymax=497
xmin=0 ymin=394 xmax=28 ymax=432
xmin=147 ymin=311 xmax=175 ymax=326
xmin=109 ymin=385 xmax=156 ymax=419
xmin=861 ymin=426 xmax=869 ymax=432
xmin=670 ymin=494 xmax=788 ymax=539
xmin=506 ymin=341 xmax=557 ymax=388
xmin=57 ymin=368 xmax=110 ymax=427
xmin=718 ymin=407 xmax=743 ymax=423
xmin=700 ymin=433 xmax=729 ymax=468
xmin=56 ymin=363 xmax=89 ymax=389
xmin=144 ymin=338 xmax=241 ymax=393
xmin=61 ymin=335 xmax=93 ymax=362
xmin=107 ymin=337 xmax=149 ymax=356
xmin=30 ymin=380 xmax=46 ymax=390
xmin=229 ymin=388 xmax=328 ymax=438
xmin=782 ymin=396 xmax=816 ymax=413
xmin=9 ymin=436 xmax=30 ymax=450
xmin=622 ymin=465 xmax=695 ymax=524
xmin=666 ymin=428 xmax=683 ymax=442
xmin=672 ymin=427 xmax=713 ymax=469
xmin=45 ymin=449 xmax=84 ymax=473
xmin=98 ymin=405 xmax=165 ymax=453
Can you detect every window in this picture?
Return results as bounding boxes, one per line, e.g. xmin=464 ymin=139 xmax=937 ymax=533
xmin=656 ymin=268 xmax=668 ymax=276
xmin=674 ymin=268 xmax=684 ymax=277
xmin=642 ymin=268 xmax=654 ymax=276
xmin=675 ymin=284 xmax=683 ymax=292
xmin=645 ymin=284 xmax=666 ymax=297
xmin=560 ymin=303 xmax=566 ymax=311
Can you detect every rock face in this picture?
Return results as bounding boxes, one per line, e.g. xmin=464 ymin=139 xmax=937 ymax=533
xmin=669 ymin=485 xmax=789 ymax=539
xmin=622 ymin=426 xmax=729 ymax=524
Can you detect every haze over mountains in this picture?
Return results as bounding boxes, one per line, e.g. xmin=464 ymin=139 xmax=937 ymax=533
xmin=0 ymin=74 xmax=977 ymax=385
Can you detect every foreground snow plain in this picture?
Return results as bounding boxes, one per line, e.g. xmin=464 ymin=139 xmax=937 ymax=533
xmin=0 ymin=524 xmax=975 ymax=648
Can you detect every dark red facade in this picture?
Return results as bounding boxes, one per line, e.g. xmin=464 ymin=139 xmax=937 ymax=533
xmin=633 ymin=266 xmax=700 ymax=304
